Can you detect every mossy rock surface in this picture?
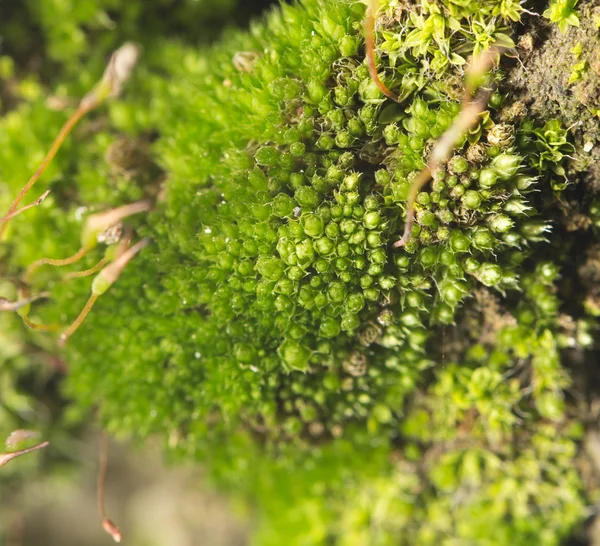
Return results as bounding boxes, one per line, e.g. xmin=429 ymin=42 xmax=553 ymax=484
xmin=1 ymin=0 xmax=600 ymax=544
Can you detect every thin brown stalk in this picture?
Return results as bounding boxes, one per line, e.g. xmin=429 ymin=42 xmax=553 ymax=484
xmin=394 ymin=45 xmax=507 ymax=247
xmin=3 ymin=191 xmax=51 ymax=221
xmin=58 ymin=293 xmax=98 ymax=346
xmin=365 ymin=0 xmax=399 ymax=102
xmin=26 ymin=247 xmax=90 ymax=282
xmin=0 ymin=105 xmax=92 ymax=239
xmin=0 ymin=292 xmax=50 ymax=312
xmin=21 ymin=315 xmax=61 ymax=332
xmin=65 ymin=257 xmax=110 ymax=279
xmin=0 ymin=441 xmax=49 ymax=469
xmin=98 ymin=431 xmax=122 ymax=543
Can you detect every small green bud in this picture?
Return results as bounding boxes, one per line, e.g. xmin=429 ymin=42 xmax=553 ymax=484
xmin=383 ymin=124 xmax=400 ymax=145
xmin=363 ymin=210 xmax=381 ymax=230
xmin=302 ymin=214 xmax=325 ymax=237
xmin=436 ymin=226 xmax=450 ymax=241
xmin=337 ymin=240 xmax=351 ymax=257
xmin=416 ymin=192 xmax=431 ymax=206
xmin=462 ymin=190 xmax=482 ymax=209
xmin=278 ymin=341 xmax=311 ymax=372
xmin=275 ymin=278 xmax=294 ymax=295
xmin=477 ymin=263 xmax=503 ymax=286
xmin=256 ymin=257 xmax=285 ymax=281
xmin=448 ymin=156 xmax=469 ymax=174
xmin=463 ymin=257 xmax=481 ymax=274
xmin=378 ymin=275 xmax=395 ymax=290
xmin=369 ymin=248 xmax=387 ymax=264
xmin=295 ymin=187 xmax=320 ymax=209
xmin=325 ymin=222 xmax=339 ymax=238
xmin=448 ymin=230 xmax=471 ymax=253
xmin=316 ymin=133 xmax=335 ymax=150
xmin=255 ymin=145 xmax=279 ymax=166
xmin=345 ymin=293 xmax=365 ymax=313
xmin=363 ymin=287 xmax=380 ymax=301
xmin=374 ymin=169 xmax=390 ymax=186
xmin=418 ymin=247 xmax=437 ymax=268
xmin=335 ymin=131 xmax=354 ymax=148
xmin=360 ymin=274 xmax=373 ymax=288
xmin=290 ymin=141 xmax=306 ymax=157
xmin=272 ymin=193 xmax=295 ymax=217
xmin=478 ymin=168 xmax=498 ymax=188
xmin=405 ymin=291 xmax=426 ymax=309
xmin=439 ymin=279 xmax=466 ymax=306
xmin=346 ymin=226 xmax=364 ymax=244
xmin=450 ymin=184 xmax=466 ymax=198
xmin=295 ymin=239 xmax=315 ymax=263
xmin=328 ymin=281 xmax=347 ymax=303
xmin=320 ymin=317 xmax=341 ymax=338
xmin=521 ymin=219 xmax=550 ymax=239
xmin=249 ymin=167 xmax=268 ymax=190
xmin=492 ymin=153 xmax=521 ymax=180
xmin=472 ymin=227 xmax=495 ymax=250
xmin=366 ymin=231 xmax=381 ymax=247
xmin=275 ymin=294 xmax=293 ymax=312
xmin=343 ymin=173 xmax=361 ymax=191
xmin=287 ymin=266 xmax=304 ymax=281
xmin=341 ymin=313 xmax=360 ymax=331
xmin=436 ymin=209 xmax=454 ymax=224
xmin=488 ymin=214 xmax=514 ymax=233
xmin=364 ymin=195 xmax=379 ymax=211
xmin=433 ymin=303 xmax=454 ymax=324
xmin=339 ymin=35 xmax=359 ymax=57
xmin=92 ymin=273 xmax=112 ymax=295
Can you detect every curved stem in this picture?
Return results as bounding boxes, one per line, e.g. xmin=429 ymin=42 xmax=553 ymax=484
xmin=21 ymin=315 xmax=61 ymax=332
xmin=393 ymin=168 xmax=432 ymax=247
xmin=58 ymin=293 xmax=98 ymax=346
xmin=393 ymin=46 xmax=507 ymax=247
xmin=365 ymin=0 xmax=399 ymax=102
xmin=98 ymin=430 xmax=122 ymax=543
xmin=65 ymin=257 xmax=110 ymax=279
xmin=0 ymin=104 xmax=91 ymax=239
xmin=0 ymin=441 xmax=49 ymax=469
xmin=3 ymin=191 xmax=51 ymax=221
xmin=26 ymin=247 xmax=89 ymax=282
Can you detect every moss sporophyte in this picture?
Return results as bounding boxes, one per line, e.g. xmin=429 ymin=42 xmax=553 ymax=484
xmin=1 ymin=0 xmax=598 ymax=544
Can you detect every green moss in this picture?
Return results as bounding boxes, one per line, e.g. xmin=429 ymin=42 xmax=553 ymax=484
xmin=1 ymin=0 xmax=599 ymax=544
